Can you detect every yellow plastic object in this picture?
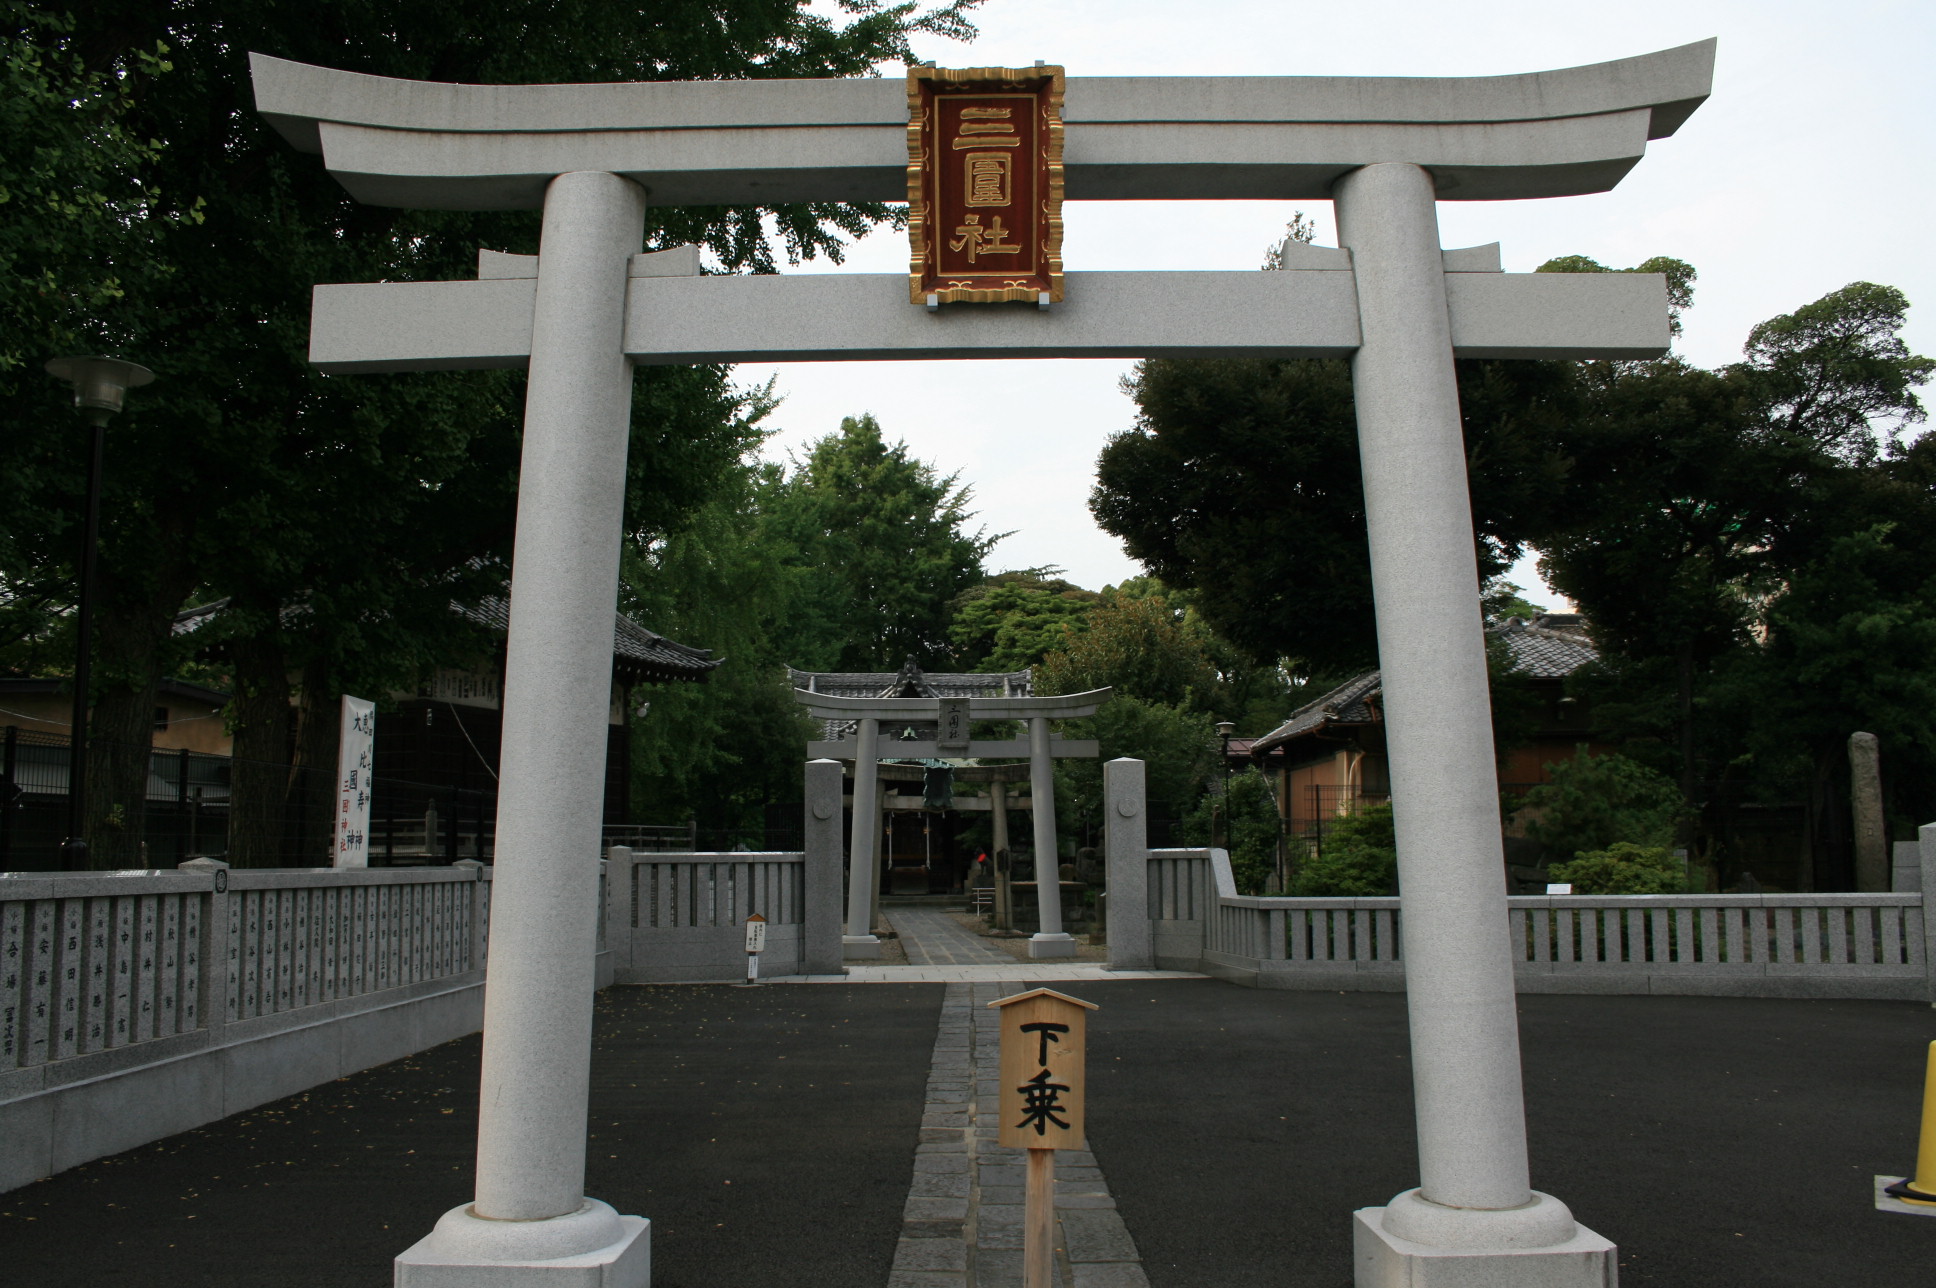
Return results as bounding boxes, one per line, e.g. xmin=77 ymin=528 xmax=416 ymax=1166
xmin=1892 ymin=1041 xmax=1936 ymax=1206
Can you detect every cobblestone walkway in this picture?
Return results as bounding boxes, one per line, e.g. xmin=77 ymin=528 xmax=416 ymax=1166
xmin=889 ymin=981 xmax=1148 ymax=1288
xmin=887 ymin=908 xmax=1015 ymax=966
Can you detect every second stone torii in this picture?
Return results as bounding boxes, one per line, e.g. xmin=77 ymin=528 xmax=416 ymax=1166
xmin=795 ymin=687 xmax=1111 ymax=960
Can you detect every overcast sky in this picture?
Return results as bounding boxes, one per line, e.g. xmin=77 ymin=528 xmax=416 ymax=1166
xmin=735 ymin=0 xmax=1935 ymax=605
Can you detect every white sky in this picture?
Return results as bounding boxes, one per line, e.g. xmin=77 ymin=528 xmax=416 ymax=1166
xmin=737 ymin=0 xmax=1936 ymax=607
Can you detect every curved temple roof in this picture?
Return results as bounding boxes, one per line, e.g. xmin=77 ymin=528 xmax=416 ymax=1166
xmin=251 ymin=40 xmax=1713 ymax=209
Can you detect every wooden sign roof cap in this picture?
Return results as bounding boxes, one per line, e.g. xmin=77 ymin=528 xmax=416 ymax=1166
xmin=987 ymin=987 xmax=1098 ymax=1011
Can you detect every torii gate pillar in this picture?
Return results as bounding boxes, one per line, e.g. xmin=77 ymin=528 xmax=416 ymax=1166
xmin=1335 ymin=162 xmax=1611 ymax=1277
xmin=394 ymin=171 xmax=652 ymax=1285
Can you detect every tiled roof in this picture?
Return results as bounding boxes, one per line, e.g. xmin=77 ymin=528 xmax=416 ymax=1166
xmin=1493 ymin=614 xmax=1598 ymax=678
xmin=464 ymin=596 xmax=719 ymax=683
xmin=1248 ymin=615 xmax=1598 ymax=756
xmin=1250 ymin=670 xmax=1384 ymax=756
xmin=788 ymin=659 xmax=1031 ymax=700
xmin=791 ymin=659 xmax=1033 ymax=740
xmin=174 ymin=596 xmax=719 ymax=684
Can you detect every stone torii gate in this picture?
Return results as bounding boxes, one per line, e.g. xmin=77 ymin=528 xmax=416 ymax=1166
xmin=252 ymin=37 xmax=1713 ymax=1288
xmin=794 ymin=686 xmax=1111 ymax=960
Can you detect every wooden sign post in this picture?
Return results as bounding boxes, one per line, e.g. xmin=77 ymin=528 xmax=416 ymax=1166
xmin=990 ymin=988 xmax=1098 ymax=1288
xmin=742 ymin=912 xmax=767 ymax=986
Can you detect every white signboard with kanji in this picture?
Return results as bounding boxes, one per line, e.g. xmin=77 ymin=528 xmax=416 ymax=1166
xmin=332 ymin=694 xmax=376 ymax=868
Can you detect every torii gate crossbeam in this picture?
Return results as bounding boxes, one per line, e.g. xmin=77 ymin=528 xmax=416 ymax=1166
xmin=251 ymin=39 xmax=1715 ymax=1288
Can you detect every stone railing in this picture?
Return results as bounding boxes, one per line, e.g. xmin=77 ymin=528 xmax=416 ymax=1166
xmin=602 ymin=845 xmax=842 ymax=982
xmin=1137 ymin=843 xmax=1936 ymax=1002
xmin=1 ymin=863 xmax=495 ymax=1192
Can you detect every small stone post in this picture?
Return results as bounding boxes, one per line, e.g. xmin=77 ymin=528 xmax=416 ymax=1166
xmin=802 ymin=759 xmax=845 ymax=975
xmin=1851 ymin=732 xmax=1887 ymax=892
xmin=844 ymin=718 xmax=883 ymax=955
xmin=1027 ymin=716 xmax=1077 ymax=958
xmin=1104 ymin=758 xmax=1152 ymax=971
xmin=1334 ymin=160 xmax=1608 ymax=1279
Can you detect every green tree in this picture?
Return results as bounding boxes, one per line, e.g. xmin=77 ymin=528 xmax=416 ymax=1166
xmin=1549 ymin=842 xmax=1685 ymax=895
xmin=1535 ymin=281 xmax=1933 ymax=858
xmin=1035 ymin=581 xmax=1218 ymax=707
xmin=1517 ymin=751 xmax=1687 ymax=860
xmin=0 ymin=1 xmax=982 ymax=865
xmin=763 ymin=414 xmax=999 ymax=671
xmin=1052 ymin=695 xmax=1217 ymax=857
xmin=1092 ymin=353 xmax=1577 ymax=679
xmin=948 ymin=570 xmax=1097 ymax=672
xmin=1181 ymin=766 xmax=1282 ymax=894
xmin=1289 ymin=802 xmax=1396 ymax=896
xmin=621 ymin=459 xmax=816 ymax=843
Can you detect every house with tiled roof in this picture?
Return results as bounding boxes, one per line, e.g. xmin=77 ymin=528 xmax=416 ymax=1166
xmin=1249 ymin=614 xmax=1605 ymax=844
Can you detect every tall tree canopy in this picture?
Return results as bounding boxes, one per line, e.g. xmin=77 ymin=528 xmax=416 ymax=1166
xmin=0 ymin=1 xmax=982 ymax=864
xmin=1090 ymin=237 xmax=1934 ymax=881
xmin=761 ymin=414 xmax=999 ymax=672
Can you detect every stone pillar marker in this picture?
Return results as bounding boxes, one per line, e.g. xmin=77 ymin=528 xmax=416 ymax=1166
xmin=1334 ymin=161 xmax=1612 ymax=1281
xmin=394 ymin=170 xmax=651 ymax=1286
xmin=1851 ymin=731 xmax=1887 ymax=892
xmin=843 ymin=717 xmax=884 ymax=957
xmin=1027 ymin=715 xmax=1077 ymax=959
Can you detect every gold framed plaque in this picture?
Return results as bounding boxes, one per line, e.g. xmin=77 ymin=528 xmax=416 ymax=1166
xmin=907 ymin=63 xmax=1065 ymax=305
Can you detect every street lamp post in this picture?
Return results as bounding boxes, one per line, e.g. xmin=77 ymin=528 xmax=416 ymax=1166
xmin=44 ymin=356 xmax=154 ymax=871
xmin=1215 ymin=719 xmax=1236 ymax=851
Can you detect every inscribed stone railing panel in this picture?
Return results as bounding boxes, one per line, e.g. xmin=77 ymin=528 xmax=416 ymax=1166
xmin=1 ymin=867 xmax=490 ymax=1075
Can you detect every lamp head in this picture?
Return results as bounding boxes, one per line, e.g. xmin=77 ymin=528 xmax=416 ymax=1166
xmin=1216 ymin=721 xmax=1236 ymax=738
xmin=46 ymin=356 xmax=155 ymax=425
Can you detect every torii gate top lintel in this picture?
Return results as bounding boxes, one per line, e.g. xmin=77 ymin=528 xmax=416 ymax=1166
xmin=250 ymin=40 xmax=1713 ymax=209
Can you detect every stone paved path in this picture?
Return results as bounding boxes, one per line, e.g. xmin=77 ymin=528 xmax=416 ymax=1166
xmin=889 ymin=907 xmax=1015 ymax=966
xmin=888 ymin=981 xmax=1149 ymax=1288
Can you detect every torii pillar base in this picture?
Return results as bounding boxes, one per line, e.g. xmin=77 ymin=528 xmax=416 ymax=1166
xmin=842 ymin=933 xmax=884 ymax=960
xmin=1353 ymin=1193 xmax=1614 ymax=1288
xmin=1027 ymin=931 xmax=1078 ymax=959
xmin=396 ymin=1200 xmax=650 ymax=1288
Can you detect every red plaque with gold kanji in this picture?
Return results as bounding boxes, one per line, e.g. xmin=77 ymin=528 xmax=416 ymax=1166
xmin=907 ymin=64 xmax=1064 ymax=306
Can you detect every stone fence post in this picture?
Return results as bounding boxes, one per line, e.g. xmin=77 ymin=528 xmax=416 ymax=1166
xmin=178 ymin=857 xmax=230 ymax=1039
xmin=1920 ymin=823 xmax=1936 ymax=1007
xmin=1104 ymin=758 xmax=1151 ymax=971
xmin=601 ymin=848 xmax=632 ymax=978
xmin=803 ymin=760 xmax=846 ymax=976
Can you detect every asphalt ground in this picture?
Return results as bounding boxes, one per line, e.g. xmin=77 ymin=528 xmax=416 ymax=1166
xmin=0 ymin=983 xmax=942 ymax=1288
xmin=1076 ymin=981 xmax=1936 ymax=1288
xmin=5 ymin=981 xmax=1932 ymax=1287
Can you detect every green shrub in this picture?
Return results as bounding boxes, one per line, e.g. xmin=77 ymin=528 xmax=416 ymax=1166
xmin=1183 ymin=767 xmax=1283 ymax=895
xmin=1520 ymin=751 xmax=1687 ymax=858
xmin=1549 ymin=842 xmax=1685 ymax=895
xmin=1290 ymin=803 xmax=1398 ymax=896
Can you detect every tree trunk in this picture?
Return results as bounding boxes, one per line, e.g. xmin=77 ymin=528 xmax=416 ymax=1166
xmin=1675 ymin=642 xmax=1697 ymax=848
xmin=285 ymin=658 xmax=339 ymax=867
xmin=226 ymin=628 xmax=291 ymax=868
xmin=81 ymin=557 xmax=197 ymax=869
